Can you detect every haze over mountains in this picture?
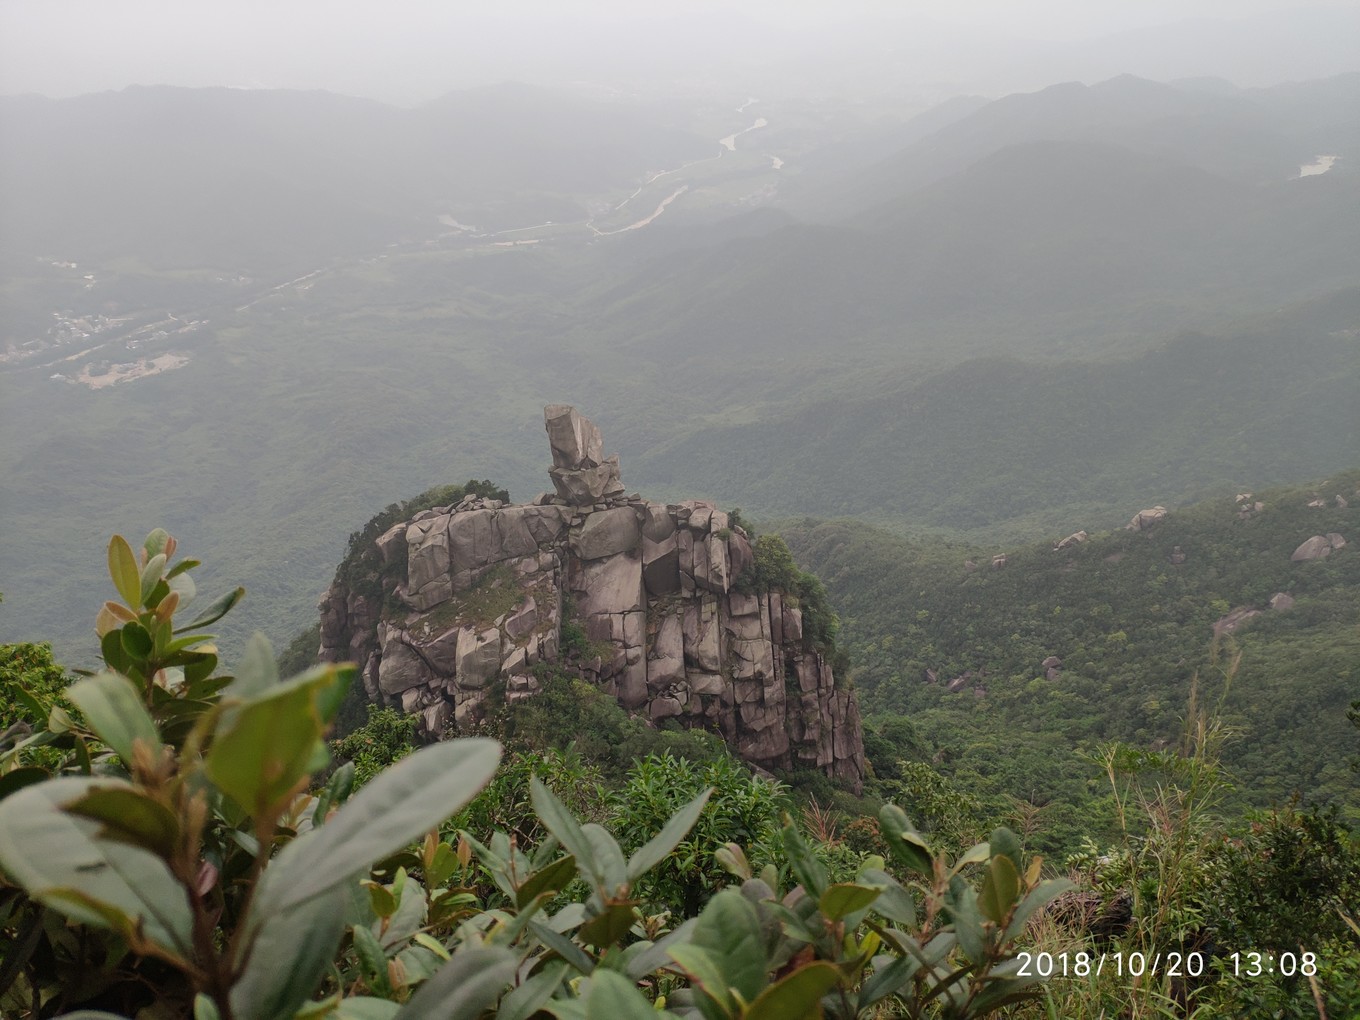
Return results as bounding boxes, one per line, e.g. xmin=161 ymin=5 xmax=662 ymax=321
xmin=1 ymin=53 xmax=1357 ymax=664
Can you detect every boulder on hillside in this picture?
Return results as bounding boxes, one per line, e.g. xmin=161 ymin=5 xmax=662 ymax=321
xmin=1126 ymin=506 xmax=1168 ymax=531
xmin=1291 ymin=534 xmax=1347 ymax=561
xmin=1054 ymin=530 xmax=1087 ymax=550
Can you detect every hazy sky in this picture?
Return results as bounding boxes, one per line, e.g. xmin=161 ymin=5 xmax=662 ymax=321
xmin=3 ymin=1 xmax=1358 ymax=103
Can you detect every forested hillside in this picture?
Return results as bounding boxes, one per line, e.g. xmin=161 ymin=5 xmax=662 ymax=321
xmin=781 ymin=469 xmax=1360 ymax=855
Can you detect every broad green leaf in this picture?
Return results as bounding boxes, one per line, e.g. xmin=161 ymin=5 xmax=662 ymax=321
xmin=139 ymin=553 xmax=167 ymax=605
xmin=579 ymin=900 xmax=637 ymax=949
xmin=118 ymin=622 xmax=154 ymax=661
xmin=622 ymin=917 xmax=698 ymax=981
xmin=530 ymin=777 xmax=595 ymax=880
xmin=951 ymin=842 xmax=991 ymax=874
xmin=0 ymin=767 xmax=50 ymax=802
xmin=0 ymin=778 xmax=193 ymax=959
xmin=176 ymin=586 xmax=245 ymax=632
xmin=989 ymin=827 xmax=1024 ymax=872
xmin=528 ymin=919 xmax=596 ymax=975
xmin=230 ymin=886 xmax=348 ymax=1020
xmin=228 ymin=632 xmax=280 ymax=699
xmin=107 ymin=536 xmax=141 ymax=608
xmin=352 ymin=923 xmax=389 ymax=986
xmin=330 ymin=1000 xmax=400 ymax=1020
xmin=585 ymin=969 xmax=666 ymax=1019
xmin=365 ymin=881 xmax=397 ymax=919
xmin=690 ymin=888 xmax=767 ymax=1006
xmin=581 ymin=823 xmax=628 ymax=897
xmin=261 ymin=738 xmax=500 ymax=913
xmin=206 ymin=665 xmax=348 ymax=816
xmin=879 ymin=805 xmax=933 ymax=877
xmin=65 ymin=787 xmax=179 ymax=859
xmin=858 ymin=955 xmax=919 ymax=1010
xmin=375 ymin=877 xmax=426 ymax=951
xmin=1003 ymin=878 xmax=1076 ymax=942
xmin=668 ymin=944 xmax=735 ymax=1018
xmin=498 ymin=961 xmax=570 ymax=1020
xmin=978 ymin=854 xmax=1020 ymax=925
xmin=819 ymin=883 xmax=881 ymax=921
xmin=143 ymin=528 xmax=172 ymax=561
xmin=66 ymin=672 xmax=162 ymax=765
xmin=394 ymin=945 xmax=516 ymax=1018
xmin=516 ymin=854 xmax=577 ymax=909
xmin=859 ymin=868 xmax=916 ymax=926
xmin=714 ymin=842 xmax=752 ymax=881
xmin=166 ymin=558 xmax=200 ymax=581
xmin=194 ymin=994 xmax=222 ymax=1020
xmin=944 ymin=876 xmax=985 ymax=965
xmin=969 ymin=975 xmax=1046 ymax=1014
xmin=745 ymin=961 xmax=841 ymax=1019
xmin=626 ymin=787 xmax=712 ymax=882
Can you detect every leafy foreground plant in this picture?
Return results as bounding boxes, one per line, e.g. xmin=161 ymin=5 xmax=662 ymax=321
xmin=0 ymin=531 xmax=1074 ymax=1019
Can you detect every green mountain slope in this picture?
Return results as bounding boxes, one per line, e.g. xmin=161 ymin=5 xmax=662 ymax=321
xmin=778 ymin=469 xmax=1360 ymax=852
xmin=629 ymin=289 xmax=1360 ymax=536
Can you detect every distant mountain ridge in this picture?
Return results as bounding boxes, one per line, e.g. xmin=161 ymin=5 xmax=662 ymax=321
xmin=0 ymin=83 xmax=710 ymax=271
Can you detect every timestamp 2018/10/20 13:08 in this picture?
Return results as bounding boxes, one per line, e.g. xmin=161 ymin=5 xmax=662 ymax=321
xmin=1016 ymin=950 xmax=1320 ymax=979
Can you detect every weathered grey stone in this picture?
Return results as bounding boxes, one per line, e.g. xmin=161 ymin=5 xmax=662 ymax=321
xmin=448 ymin=510 xmax=497 ymax=575
xmin=617 ymin=657 xmax=648 ymax=710
xmin=548 ymin=459 xmax=624 ymax=506
xmin=651 ymin=696 xmax=683 ymax=721
xmin=544 ymin=404 xmax=604 ymax=469
xmin=501 ymin=645 xmax=528 ymax=675
xmin=378 ymin=639 xmax=432 ymax=695
xmin=1213 ymin=606 xmax=1261 ymax=635
xmin=422 ymin=701 xmax=452 ymax=737
xmin=376 ymin=522 xmax=408 ymax=564
xmin=642 ymin=505 xmax=677 ymax=543
xmin=727 ymin=531 xmax=753 ymax=581
xmin=1268 ymin=592 xmax=1295 ymax=611
xmin=677 ymin=530 xmax=696 ymax=594
xmin=572 ymin=507 xmax=641 ymax=560
xmin=642 ymin=535 xmax=680 ymax=596
xmin=1055 ymin=530 xmax=1087 ymax=550
xmin=1292 ymin=535 xmax=1334 ymax=561
xmin=492 ymin=506 xmax=541 ymax=561
xmin=1126 ymin=506 xmax=1169 ymax=531
xmin=1327 ymin=533 xmax=1347 ymax=550
xmin=523 ymin=505 xmax=571 ymax=545
xmin=406 ymin=518 xmax=451 ymax=606
xmin=683 ymin=597 xmax=721 ymax=673
xmin=418 ymin=625 xmax=461 ymax=675
xmin=573 ymin=552 xmax=643 ymax=617
xmin=728 ymin=591 xmax=760 ymax=617
xmin=455 ymin=626 xmax=502 ymax=689
xmin=687 ymin=671 xmax=726 ymax=697
xmin=503 ymin=598 xmax=539 ymax=641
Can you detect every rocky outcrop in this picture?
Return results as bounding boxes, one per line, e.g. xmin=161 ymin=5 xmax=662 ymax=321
xmin=1291 ymin=533 xmax=1347 ymax=561
xmin=319 ymin=406 xmax=865 ymax=792
xmin=1126 ymin=506 xmax=1168 ymax=531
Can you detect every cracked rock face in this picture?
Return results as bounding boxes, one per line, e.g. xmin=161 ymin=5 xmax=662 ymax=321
xmin=319 ymin=406 xmax=865 ymax=792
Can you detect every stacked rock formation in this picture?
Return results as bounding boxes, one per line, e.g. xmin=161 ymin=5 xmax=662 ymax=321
xmin=318 ymin=405 xmax=865 ymax=792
